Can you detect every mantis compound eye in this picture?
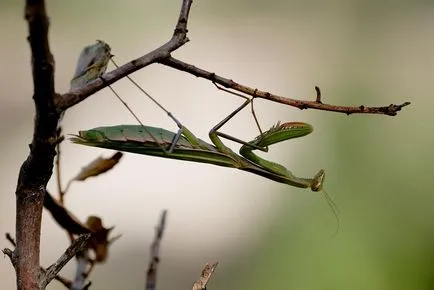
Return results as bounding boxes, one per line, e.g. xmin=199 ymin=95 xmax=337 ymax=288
xmin=311 ymin=169 xmax=325 ymax=192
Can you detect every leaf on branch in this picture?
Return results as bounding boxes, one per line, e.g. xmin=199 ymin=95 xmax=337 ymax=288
xmin=72 ymin=152 xmax=123 ymax=182
xmin=86 ymin=216 xmax=117 ymax=263
xmin=44 ymin=194 xmax=120 ymax=264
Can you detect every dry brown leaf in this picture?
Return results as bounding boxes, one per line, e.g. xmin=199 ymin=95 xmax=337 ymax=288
xmin=86 ymin=216 xmax=114 ymax=263
xmin=73 ymin=152 xmax=123 ymax=181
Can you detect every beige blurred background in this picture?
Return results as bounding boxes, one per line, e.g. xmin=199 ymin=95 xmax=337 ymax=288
xmin=1 ymin=1 xmax=433 ymax=289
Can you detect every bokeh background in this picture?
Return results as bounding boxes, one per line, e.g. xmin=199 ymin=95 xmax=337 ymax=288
xmin=0 ymin=1 xmax=432 ymax=289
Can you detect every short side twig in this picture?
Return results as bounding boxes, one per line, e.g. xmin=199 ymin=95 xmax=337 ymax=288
xmin=192 ymin=262 xmax=219 ymax=290
xmin=40 ymin=234 xmax=91 ymax=289
xmin=146 ymin=210 xmax=168 ymax=290
xmin=160 ymin=56 xmax=410 ymax=116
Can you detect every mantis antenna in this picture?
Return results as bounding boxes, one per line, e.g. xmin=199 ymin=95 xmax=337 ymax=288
xmin=323 ymin=188 xmax=340 ymax=236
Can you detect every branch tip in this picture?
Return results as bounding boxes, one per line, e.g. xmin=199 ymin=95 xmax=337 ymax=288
xmin=192 ymin=262 xmax=219 ymax=290
xmin=315 ymin=86 xmax=322 ymax=103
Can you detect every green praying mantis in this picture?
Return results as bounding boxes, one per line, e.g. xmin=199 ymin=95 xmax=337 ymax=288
xmin=71 ymin=120 xmax=325 ymax=191
xmin=68 ymin=41 xmax=333 ymax=198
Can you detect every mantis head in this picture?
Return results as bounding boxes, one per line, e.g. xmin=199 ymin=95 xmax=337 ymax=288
xmin=311 ymin=169 xmax=325 ymax=192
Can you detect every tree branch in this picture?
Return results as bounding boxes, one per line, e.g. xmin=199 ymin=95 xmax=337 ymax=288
xmin=13 ymin=1 xmax=58 ymax=289
xmin=159 ymin=56 xmax=410 ymax=116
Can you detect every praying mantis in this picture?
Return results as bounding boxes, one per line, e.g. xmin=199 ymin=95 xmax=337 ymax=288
xmin=69 ymin=41 xmax=327 ymax=192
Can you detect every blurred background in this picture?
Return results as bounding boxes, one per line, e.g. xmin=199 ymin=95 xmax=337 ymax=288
xmin=0 ymin=0 xmax=432 ymax=289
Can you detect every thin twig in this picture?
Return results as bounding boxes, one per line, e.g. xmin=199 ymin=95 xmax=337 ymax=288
xmin=160 ymin=56 xmax=410 ymax=116
xmin=40 ymin=234 xmax=91 ymax=289
xmin=54 ymin=128 xmax=76 ymax=244
xmin=146 ymin=210 xmax=168 ymax=290
xmin=315 ymin=86 xmax=322 ymax=103
xmin=6 ymin=233 xmax=16 ymax=247
xmin=192 ymin=262 xmax=219 ymax=290
xmin=2 ymin=248 xmax=15 ymax=267
xmin=39 ymin=264 xmax=73 ymax=289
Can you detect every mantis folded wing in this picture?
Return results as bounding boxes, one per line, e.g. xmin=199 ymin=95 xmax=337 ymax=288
xmin=70 ymin=122 xmax=325 ymax=191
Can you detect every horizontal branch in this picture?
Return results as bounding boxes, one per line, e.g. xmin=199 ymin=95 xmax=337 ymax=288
xmin=160 ymin=56 xmax=410 ymax=116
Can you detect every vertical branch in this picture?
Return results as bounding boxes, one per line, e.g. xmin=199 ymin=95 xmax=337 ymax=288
xmin=8 ymin=1 xmax=58 ymax=289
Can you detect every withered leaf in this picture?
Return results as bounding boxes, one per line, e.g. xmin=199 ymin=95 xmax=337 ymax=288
xmin=86 ymin=216 xmax=115 ymax=263
xmin=73 ymin=152 xmax=123 ymax=182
